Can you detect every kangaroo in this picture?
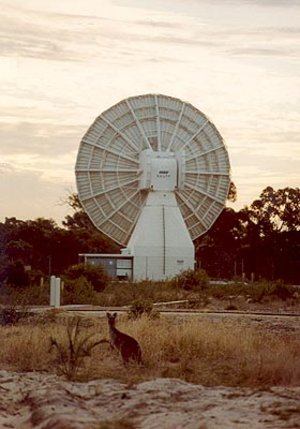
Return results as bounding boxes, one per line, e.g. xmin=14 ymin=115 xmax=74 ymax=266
xmin=106 ymin=312 xmax=142 ymax=365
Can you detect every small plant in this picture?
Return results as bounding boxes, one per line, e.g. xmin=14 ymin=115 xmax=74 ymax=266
xmin=49 ymin=317 xmax=107 ymax=380
xmin=128 ymin=298 xmax=157 ymax=319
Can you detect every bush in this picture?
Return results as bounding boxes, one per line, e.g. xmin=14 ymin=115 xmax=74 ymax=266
xmin=269 ymin=281 xmax=294 ymax=301
xmin=63 ymin=263 xmax=108 ymax=292
xmin=62 ymin=277 xmax=98 ymax=305
xmin=247 ymin=281 xmax=270 ymax=303
xmin=128 ymin=298 xmax=159 ymax=320
xmin=244 ymin=280 xmax=294 ymax=303
xmin=171 ymin=269 xmax=209 ymax=291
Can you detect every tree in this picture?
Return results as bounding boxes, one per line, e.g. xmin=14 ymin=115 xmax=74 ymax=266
xmin=227 ymin=181 xmax=237 ymax=203
xmin=196 ymin=208 xmax=244 ymax=278
xmin=247 ymin=186 xmax=300 ymax=236
xmin=6 ymin=260 xmax=30 ymax=287
xmin=238 ymin=187 xmax=300 ymax=282
xmin=196 ymin=186 xmax=300 ymax=282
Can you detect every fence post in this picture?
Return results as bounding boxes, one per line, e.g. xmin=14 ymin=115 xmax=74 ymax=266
xmin=50 ymin=275 xmax=61 ymax=307
xmin=50 ymin=275 xmax=56 ymax=306
xmin=54 ymin=277 xmax=61 ymax=308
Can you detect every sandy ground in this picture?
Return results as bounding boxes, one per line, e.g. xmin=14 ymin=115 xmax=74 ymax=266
xmin=1 ymin=370 xmax=300 ymax=429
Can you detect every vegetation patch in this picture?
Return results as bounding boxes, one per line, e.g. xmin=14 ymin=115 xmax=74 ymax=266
xmin=0 ymin=313 xmax=299 ymax=388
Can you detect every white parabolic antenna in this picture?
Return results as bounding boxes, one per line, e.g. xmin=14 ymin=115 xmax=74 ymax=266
xmin=76 ymin=94 xmax=230 ymax=280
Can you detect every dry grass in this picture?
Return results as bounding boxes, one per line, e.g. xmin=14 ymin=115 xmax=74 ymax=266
xmin=0 ymin=312 xmax=299 ymax=388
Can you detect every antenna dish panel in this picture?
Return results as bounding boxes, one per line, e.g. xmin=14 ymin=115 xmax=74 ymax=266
xmin=76 ymin=94 xmax=230 ymax=246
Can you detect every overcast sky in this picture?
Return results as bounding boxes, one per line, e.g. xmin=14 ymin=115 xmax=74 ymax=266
xmin=1 ymin=0 xmax=299 ymax=225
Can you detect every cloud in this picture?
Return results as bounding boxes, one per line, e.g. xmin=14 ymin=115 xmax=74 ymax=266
xmin=1 ymin=1 xmax=299 ymax=66
xmin=0 ymin=5 xmax=118 ymax=62
xmin=0 ymin=122 xmax=84 ymax=157
xmin=228 ymin=47 xmax=299 ymax=57
xmin=0 ymin=121 xmax=82 ymax=191
xmin=242 ymin=0 xmax=300 ymax=7
xmin=0 ymin=166 xmax=73 ymax=222
xmin=0 ymin=162 xmax=14 ymax=174
xmin=0 ymin=10 xmax=79 ymax=61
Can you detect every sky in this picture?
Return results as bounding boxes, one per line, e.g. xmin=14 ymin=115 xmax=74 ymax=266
xmin=0 ymin=0 xmax=299 ymax=225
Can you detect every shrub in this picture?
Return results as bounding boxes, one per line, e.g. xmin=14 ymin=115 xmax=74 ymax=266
xmin=247 ymin=282 xmax=270 ymax=303
xmin=269 ymin=281 xmax=294 ymax=301
xmin=128 ymin=298 xmax=159 ymax=319
xmin=62 ymin=277 xmax=98 ymax=305
xmin=171 ymin=269 xmax=209 ymax=291
xmin=63 ymin=263 xmax=108 ymax=292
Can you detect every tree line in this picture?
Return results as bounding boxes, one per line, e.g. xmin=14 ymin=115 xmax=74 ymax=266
xmin=0 ymin=186 xmax=299 ymax=287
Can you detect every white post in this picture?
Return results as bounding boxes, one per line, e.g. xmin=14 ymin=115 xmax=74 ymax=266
xmin=50 ymin=275 xmax=61 ymax=307
xmin=54 ymin=277 xmax=61 ymax=308
xmin=50 ymin=275 xmax=56 ymax=306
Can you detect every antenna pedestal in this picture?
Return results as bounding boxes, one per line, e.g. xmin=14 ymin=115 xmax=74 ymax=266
xmin=122 ymin=192 xmax=194 ymax=280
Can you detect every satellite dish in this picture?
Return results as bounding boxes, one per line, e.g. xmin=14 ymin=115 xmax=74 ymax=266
xmin=76 ymin=94 xmax=230 ymax=280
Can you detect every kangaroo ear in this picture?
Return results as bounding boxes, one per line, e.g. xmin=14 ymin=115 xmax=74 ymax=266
xmin=113 ymin=312 xmax=117 ymax=318
xmin=106 ymin=312 xmax=110 ymax=318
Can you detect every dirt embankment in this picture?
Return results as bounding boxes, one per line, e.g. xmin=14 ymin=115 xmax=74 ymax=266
xmin=1 ymin=370 xmax=300 ymax=429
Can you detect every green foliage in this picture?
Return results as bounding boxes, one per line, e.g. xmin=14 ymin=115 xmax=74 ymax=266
xmin=63 ymin=263 xmax=108 ymax=292
xmin=171 ymin=269 xmax=209 ymax=291
xmin=62 ymin=277 xmax=98 ymax=305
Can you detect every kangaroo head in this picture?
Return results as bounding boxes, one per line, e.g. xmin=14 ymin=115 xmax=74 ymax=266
xmin=106 ymin=312 xmax=117 ymax=327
